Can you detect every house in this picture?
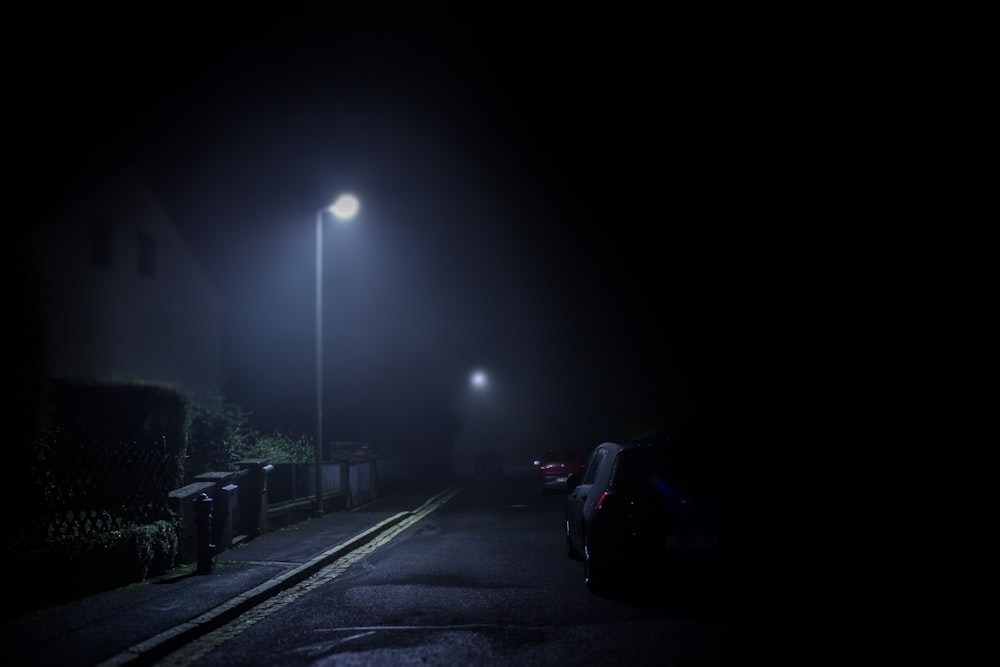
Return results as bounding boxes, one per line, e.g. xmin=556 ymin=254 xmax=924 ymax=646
xmin=23 ymin=167 xmax=223 ymax=400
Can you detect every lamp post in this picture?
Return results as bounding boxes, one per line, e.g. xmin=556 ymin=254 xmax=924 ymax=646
xmin=315 ymin=193 xmax=360 ymax=517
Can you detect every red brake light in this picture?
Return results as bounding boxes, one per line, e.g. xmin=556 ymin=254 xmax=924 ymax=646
xmin=594 ymin=490 xmax=614 ymax=510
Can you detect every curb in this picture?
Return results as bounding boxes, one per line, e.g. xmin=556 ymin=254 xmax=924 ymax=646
xmin=99 ymin=483 xmax=463 ymax=666
xmin=100 ymin=511 xmax=414 ymax=666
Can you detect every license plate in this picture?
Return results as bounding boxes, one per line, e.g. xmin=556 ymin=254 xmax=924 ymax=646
xmin=665 ymin=535 xmax=718 ymax=548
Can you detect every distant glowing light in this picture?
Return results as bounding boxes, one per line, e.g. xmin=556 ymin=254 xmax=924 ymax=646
xmin=471 ymin=370 xmax=487 ymax=389
xmin=329 ymin=193 xmax=360 ymax=221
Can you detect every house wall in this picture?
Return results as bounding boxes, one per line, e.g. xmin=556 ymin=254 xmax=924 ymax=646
xmin=26 ymin=168 xmax=223 ymax=400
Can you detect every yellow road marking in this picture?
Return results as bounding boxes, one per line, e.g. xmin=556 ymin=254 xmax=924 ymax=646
xmin=151 ymin=486 xmax=462 ymax=666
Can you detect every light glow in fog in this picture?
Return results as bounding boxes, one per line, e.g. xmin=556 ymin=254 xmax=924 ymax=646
xmin=470 ymin=370 xmax=487 ymax=389
xmin=329 ymin=193 xmax=360 ymax=220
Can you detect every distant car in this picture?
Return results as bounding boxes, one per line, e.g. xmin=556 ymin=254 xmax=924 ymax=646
xmin=474 ymin=451 xmax=503 ymax=476
xmin=565 ymin=440 xmax=722 ymax=593
xmin=535 ymin=447 xmax=587 ymax=493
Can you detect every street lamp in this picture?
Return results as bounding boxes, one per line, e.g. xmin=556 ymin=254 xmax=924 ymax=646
xmin=470 ymin=369 xmax=488 ymax=390
xmin=315 ymin=193 xmax=360 ymax=517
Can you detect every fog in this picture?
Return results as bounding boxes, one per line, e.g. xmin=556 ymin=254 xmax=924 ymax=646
xmin=10 ymin=5 xmax=783 ymax=484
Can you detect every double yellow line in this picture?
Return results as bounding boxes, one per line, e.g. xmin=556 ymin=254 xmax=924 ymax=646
xmin=101 ymin=483 xmax=465 ymax=667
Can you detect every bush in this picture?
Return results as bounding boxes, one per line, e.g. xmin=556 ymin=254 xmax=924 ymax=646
xmin=185 ymin=397 xmax=315 ymax=478
xmin=6 ymin=519 xmax=181 ymax=618
xmin=241 ymin=430 xmax=313 ymax=463
xmin=185 ymin=397 xmax=255 ymax=482
xmin=69 ymin=520 xmax=178 ymax=588
xmin=133 ymin=519 xmax=179 ymax=580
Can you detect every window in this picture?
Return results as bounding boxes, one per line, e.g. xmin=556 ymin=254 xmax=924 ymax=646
xmin=582 ymin=448 xmax=606 ymax=485
xmin=90 ymin=219 xmax=112 ymax=269
xmin=137 ymin=232 xmax=156 ymax=278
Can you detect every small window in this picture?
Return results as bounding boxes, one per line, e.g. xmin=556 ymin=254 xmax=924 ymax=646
xmin=90 ymin=219 xmax=112 ymax=270
xmin=137 ymin=232 xmax=156 ymax=278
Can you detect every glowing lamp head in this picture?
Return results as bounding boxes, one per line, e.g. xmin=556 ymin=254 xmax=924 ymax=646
xmin=470 ymin=370 xmax=487 ymax=389
xmin=329 ymin=193 xmax=360 ymax=221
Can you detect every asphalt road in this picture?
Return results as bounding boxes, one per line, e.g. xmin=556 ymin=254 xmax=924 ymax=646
xmin=159 ymin=471 xmax=767 ymax=667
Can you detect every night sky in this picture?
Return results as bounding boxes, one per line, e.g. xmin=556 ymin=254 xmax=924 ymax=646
xmin=10 ymin=6 xmax=787 ymax=482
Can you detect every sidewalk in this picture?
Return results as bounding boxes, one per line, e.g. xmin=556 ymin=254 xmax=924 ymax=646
xmin=2 ymin=479 xmax=461 ymax=667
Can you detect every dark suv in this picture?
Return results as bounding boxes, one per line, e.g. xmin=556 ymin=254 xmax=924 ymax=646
xmin=565 ymin=440 xmax=722 ymax=593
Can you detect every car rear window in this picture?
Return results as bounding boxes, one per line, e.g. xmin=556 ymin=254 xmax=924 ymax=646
xmin=581 ymin=448 xmax=607 ymax=484
xmin=612 ymin=446 xmax=701 ymax=494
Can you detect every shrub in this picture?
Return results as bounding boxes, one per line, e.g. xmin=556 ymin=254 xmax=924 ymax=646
xmin=185 ymin=397 xmax=255 ymax=481
xmin=240 ymin=430 xmax=313 ymax=463
xmin=13 ymin=519 xmax=181 ymax=616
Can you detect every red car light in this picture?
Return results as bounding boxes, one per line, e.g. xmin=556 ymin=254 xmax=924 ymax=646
xmin=594 ymin=490 xmax=615 ymax=511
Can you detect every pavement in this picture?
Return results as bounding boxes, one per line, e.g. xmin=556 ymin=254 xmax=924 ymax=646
xmin=1 ymin=478 xmax=462 ymax=667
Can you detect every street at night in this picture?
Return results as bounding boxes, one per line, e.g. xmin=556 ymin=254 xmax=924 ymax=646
xmin=6 ymin=4 xmax=794 ymax=665
xmin=179 ymin=472 xmax=762 ymax=666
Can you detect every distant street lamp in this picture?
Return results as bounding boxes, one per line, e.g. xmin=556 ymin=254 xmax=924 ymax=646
xmin=315 ymin=193 xmax=360 ymax=517
xmin=470 ymin=369 xmax=488 ymax=390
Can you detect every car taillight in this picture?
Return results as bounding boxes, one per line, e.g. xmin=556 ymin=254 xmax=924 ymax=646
xmin=594 ymin=490 xmax=615 ymax=511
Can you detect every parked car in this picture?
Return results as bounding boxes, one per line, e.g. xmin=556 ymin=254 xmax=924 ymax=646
xmin=535 ymin=447 xmax=588 ymax=493
xmin=474 ymin=450 xmax=503 ymax=476
xmin=565 ymin=440 xmax=722 ymax=593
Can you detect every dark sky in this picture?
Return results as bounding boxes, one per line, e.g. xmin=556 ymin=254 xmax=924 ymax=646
xmin=11 ymin=5 xmax=785 ymax=475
